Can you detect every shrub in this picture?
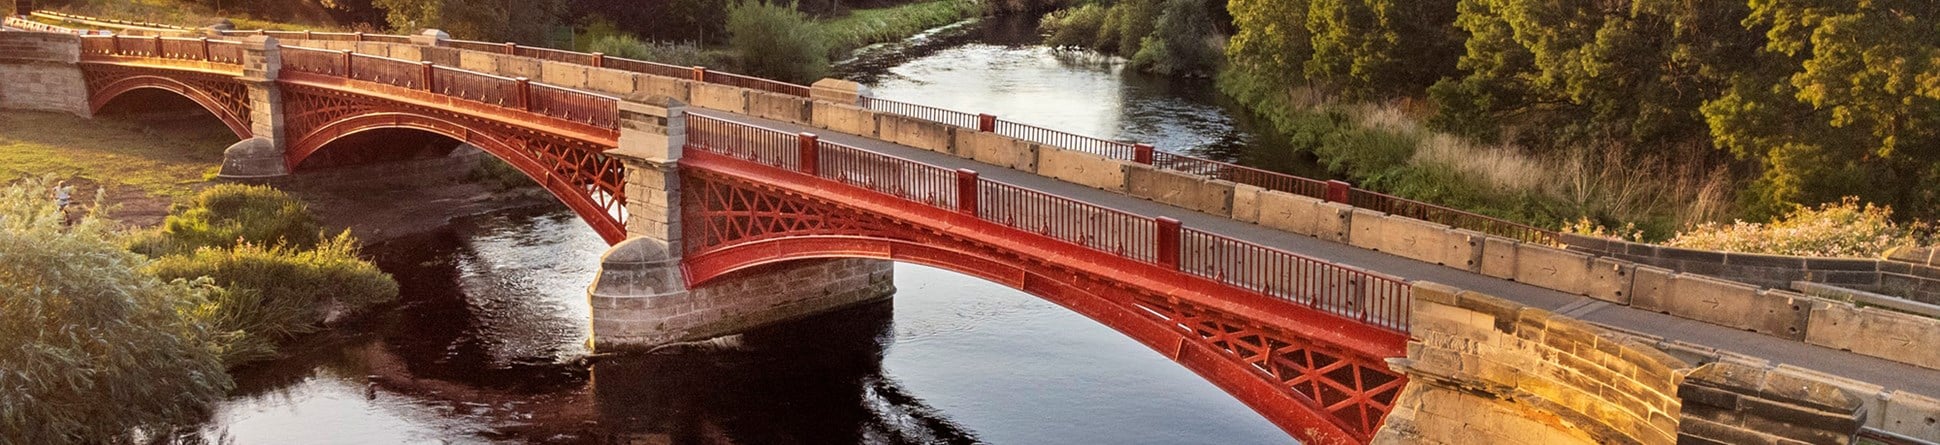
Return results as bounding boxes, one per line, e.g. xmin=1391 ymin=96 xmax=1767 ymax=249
xmin=584 ymin=34 xmax=721 ymax=67
xmin=127 ymin=184 xmax=322 ymax=257
xmin=1039 ymin=3 xmax=1108 ymax=49
xmin=726 ymin=0 xmax=830 ymax=84
xmin=1129 ymin=0 xmax=1219 ymax=76
xmin=147 ymin=233 xmax=399 ymax=365
xmin=0 ymin=177 xmax=232 ymax=442
xmin=1664 ymin=197 xmax=1930 ymax=258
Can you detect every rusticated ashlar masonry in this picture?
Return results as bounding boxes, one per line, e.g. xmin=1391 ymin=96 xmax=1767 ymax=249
xmin=586 ymin=97 xmax=893 ymax=351
xmin=218 ymin=35 xmax=288 ymax=178
xmin=1373 ymin=282 xmax=1691 ymax=445
xmin=0 ymin=31 xmax=88 ymax=115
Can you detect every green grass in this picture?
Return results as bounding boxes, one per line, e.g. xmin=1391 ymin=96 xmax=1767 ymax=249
xmin=0 ymin=111 xmax=230 ymax=200
xmin=38 ymin=0 xmax=349 ymax=32
xmin=819 ymin=0 xmax=982 ymax=55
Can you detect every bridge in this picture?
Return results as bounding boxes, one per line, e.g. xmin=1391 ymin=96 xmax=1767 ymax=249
xmin=6 ymin=16 xmax=1940 ymax=444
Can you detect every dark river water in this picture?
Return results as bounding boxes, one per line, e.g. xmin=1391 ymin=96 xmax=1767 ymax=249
xmin=194 ymin=14 xmax=1300 ymax=445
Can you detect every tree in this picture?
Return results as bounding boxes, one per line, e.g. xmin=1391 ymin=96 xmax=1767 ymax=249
xmin=0 ymin=178 xmax=232 ymax=442
xmin=1428 ymin=0 xmax=1757 ymax=150
xmin=1702 ymin=0 xmax=1940 ymax=219
xmin=726 ymin=0 xmax=829 ymax=84
xmin=1304 ymin=0 xmax=1462 ymax=100
xmin=1131 ymin=0 xmax=1222 ymax=77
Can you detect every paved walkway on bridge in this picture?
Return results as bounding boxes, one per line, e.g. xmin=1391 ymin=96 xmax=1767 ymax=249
xmin=694 ymin=109 xmax=1940 ymax=398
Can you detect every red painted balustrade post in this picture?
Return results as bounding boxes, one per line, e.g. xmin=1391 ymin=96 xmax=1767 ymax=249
xmin=108 ymin=34 xmax=119 ymax=56
xmin=1325 ymin=180 xmax=1351 ymax=204
xmin=303 ymin=30 xmax=312 ymax=40
xmin=590 ymin=52 xmax=605 ymax=68
xmin=978 ymin=114 xmax=996 ymax=132
xmin=503 ymin=42 xmax=517 ymax=55
xmin=514 ymin=77 xmax=532 ymax=111
xmin=353 ymin=32 xmax=365 ymax=42
xmin=691 ymin=66 xmax=708 ymax=82
xmin=1156 ymin=217 xmax=1181 ymax=269
xmin=955 ymin=169 xmax=979 ymax=216
xmin=198 ymin=37 xmax=211 ymax=61
xmin=340 ymin=49 xmax=354 ymax=77
xmin=419 ymin=61 xmax=436 ymax=91
xmin=797 ymin=132 xmax=819 ymax=176
xmin=151 ymin=35 xmax=162 ymax=57
xmin=1134 ymin=143 xmax=1154 ymax=165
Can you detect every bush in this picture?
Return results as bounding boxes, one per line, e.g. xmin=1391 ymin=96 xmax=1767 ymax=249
xmin=1129 ymin=0 xmax=1219 ymax=76
xmin=726 ymin=0 xmax=830 ymax=84
xmin=127 ymin=184 xmax=322 ymax=257
xmin=584 ymin=34 xmax=721 ymax=67
xmin=1664 ymin=197 xmax=1930 ymax=258
xmin=0 ymin=177 xmax=232 ymax=442
xmin=147 ymin=234 xmax=399 ymax=365
xmin=1039 ymin=3 xmax=1108 ymax=49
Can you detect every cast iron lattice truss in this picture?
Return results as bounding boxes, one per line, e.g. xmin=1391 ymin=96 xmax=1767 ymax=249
xmin=80 ymin=63 xmax=252 ymax=139
xmin=679 ymin=167 xmax=1404 ymax=442
xmin=278 ymin=83 xmax=630 ymax=243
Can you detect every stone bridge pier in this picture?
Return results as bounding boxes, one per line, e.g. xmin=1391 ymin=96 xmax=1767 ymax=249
xmin=585 ymin=98 xmax=894 ymax=352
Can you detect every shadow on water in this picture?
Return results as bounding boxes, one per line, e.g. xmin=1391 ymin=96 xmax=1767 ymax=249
xmin=196 ymin=206 xmax=989 ymax=444
xmin=593 ymin=302 xmax=981 ymax=444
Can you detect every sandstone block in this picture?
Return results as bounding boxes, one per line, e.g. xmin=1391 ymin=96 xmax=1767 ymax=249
xmin=1514 ymin=244 xmax=1596 ymax=296
xmin=810 ymin=102 xmax=879 ymax=137
xmin=1037 ymin=146 xmax=1130 ymax=191
xmin=1124 ymin=166 xmax=1236 ymax=215
xmin=1805 ymin=300 xmax=1940 ymax=369
xmin=689 ymin=83 xmax=748 ymax=112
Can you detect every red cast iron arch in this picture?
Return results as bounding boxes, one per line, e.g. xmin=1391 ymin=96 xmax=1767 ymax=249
xmin=81 ymin=67 xmax=253 ymax=140
xmin=278 ymin=84 xmax=630 ymax=244
xmin=676 ymin=162 xmax=1407 ymax=445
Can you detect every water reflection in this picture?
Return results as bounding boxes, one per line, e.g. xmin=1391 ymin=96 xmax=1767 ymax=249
xmin=842 ymin=13 xmax=1331 ymax=179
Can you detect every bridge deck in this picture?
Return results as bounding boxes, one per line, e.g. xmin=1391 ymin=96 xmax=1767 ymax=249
xmin=693 ymin=109 xmax=1940 ymax=398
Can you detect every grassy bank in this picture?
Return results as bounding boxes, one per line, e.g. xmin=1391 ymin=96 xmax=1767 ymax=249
xmin=0 ymin=111 xmax=231 ymax=223
xmin=1217 ymin=77 xmax=1733 ymax=241
xmin=819 ymin=0 xmax=982 ymax=56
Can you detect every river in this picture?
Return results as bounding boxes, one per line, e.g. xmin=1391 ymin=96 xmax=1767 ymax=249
xmin=192 ymin=13 xmax=1306 ymax=445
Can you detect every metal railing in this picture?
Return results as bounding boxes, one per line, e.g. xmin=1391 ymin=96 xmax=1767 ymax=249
xmin=1181 ymin=228 xmax=1410 ymax=330
xmin=274 ymin=44 xmax=618 ymax=128
xmin=1348 ymin=188 xmax=1556 ymax=244
xmin=429 ymin=65 xmax=520 ymax=107
xmin=993 ymin=119 xmax=1139 ymax=160
xmin=279 ymin=46 xmax=344 ymax=75
xmin=861 ymin=96 xmax=980 ymax=130
xmin=603 ymin=56 xmax=691 ymax=79
xmin=529 ymin=82 xmax=619 ymax=129
xmin=77 ymin=34 xmax=246 ymax=65
xmin=684 ymin=114 xmax=1413 ymax=332
xmin=699 ymin=69 xmax=812 ymax=97
xmin=348 ymin=53 xmax=423 ymax=89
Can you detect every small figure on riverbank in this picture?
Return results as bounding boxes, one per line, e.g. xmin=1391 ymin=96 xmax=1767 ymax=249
xmin=54 ymin=181 xmax=73 ymax=211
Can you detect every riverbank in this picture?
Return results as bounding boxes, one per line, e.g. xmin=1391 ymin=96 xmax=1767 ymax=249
xmin=0 ymin=110 xmax=557 ymax=244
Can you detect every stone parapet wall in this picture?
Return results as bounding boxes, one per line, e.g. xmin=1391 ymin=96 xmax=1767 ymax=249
xmin=1613 ymin=325 xmax=1938 ymax=443
xmin=1380 ymin=283 xmax=1940 ymax=444
xmin=0 ymin=31 xmax=86 ymax=115
xmin=1375 ymin=281 xmax=1689 ymax=445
